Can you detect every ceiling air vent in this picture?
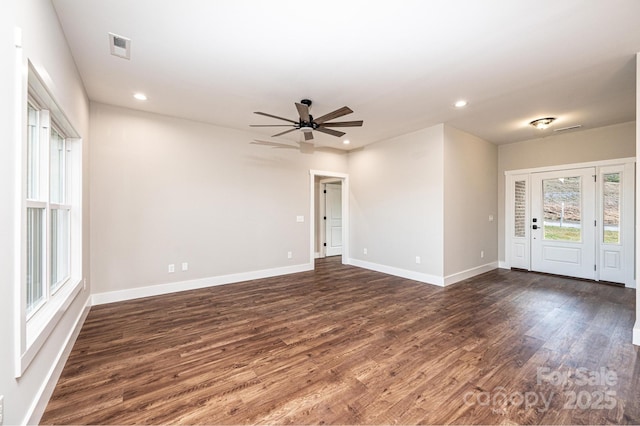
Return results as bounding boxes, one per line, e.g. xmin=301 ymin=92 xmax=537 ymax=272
xmin=553 ymin=124 xmax=582 ymax=133
xmin=108 ymin=32 xmax=131 ymax=60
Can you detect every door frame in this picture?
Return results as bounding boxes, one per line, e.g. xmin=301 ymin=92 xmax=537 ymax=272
xmin=504 ymin=157 xmax=635 ymax=288
xmin=318 ymin=178 xmax=342 ymax=258
xmin=309 ymin=170 xmax=349 ymax=265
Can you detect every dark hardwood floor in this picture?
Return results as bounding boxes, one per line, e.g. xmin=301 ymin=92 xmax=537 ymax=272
xmin=42 ymin=257 xmax=639 ymax=424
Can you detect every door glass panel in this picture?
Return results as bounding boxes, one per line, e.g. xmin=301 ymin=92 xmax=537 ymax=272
xmin=603 ymin=173 xmax=620 ymax=244
xmin=514 ymin=180 xmax=526 ymax=237
xmin=543 ymin=176 xmax=581 ymax=242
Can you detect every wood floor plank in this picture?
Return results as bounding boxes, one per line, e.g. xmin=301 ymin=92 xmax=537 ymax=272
xmin=41 ymin=257 xmax=640 ymax=425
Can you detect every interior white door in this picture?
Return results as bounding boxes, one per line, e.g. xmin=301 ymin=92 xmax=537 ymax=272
xmin=324 ymin=183 xmax=342 ymax=256
xmin=530 ymin=168 xmax=596 ymax=280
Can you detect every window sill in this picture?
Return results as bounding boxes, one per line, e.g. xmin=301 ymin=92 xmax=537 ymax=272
xmin=17 ymin=277 xmax=83 ymax=377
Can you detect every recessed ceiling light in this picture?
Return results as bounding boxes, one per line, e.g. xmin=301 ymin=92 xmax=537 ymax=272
xmin=529 ymin=117 xmax=556 ymax=130
xmin=133 ymin=93 xmax=147 ymax=101
xmin=343 ymin=139 xmax=350 ymax=145
xmin=454 ymin=100 xmax=468 ymax=108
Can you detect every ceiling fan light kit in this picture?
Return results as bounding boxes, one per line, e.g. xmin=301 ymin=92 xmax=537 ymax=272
xmin=250 ymin=99 xmax=363 ymax=141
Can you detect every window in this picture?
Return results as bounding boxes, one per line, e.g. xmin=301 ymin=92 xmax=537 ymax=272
xmin=25 ymin=102 xmax=73 ymax=317
xmin=602 ymin=173 xmax=621 ymax=244
xmin=513 ymin=180 xmax=526 ymax=238
xmin=17 ymin=63 xmax=83 ymax=377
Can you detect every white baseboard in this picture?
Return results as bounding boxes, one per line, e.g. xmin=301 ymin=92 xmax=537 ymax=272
xmin=26 ymin=295 xmax=91 ymax=425
xmin=314 ymin=252 xmax=321 ymax=259
xmin=91 ymin=263 xmax=314 ymax=305
xmin=498 ymin=261 xmax=510 ymax=269
xmin=346 ymin=258 xmax=444 ymax=286
xmin=444 ymin=262 xmax=499 ymax=286
xmin=634 ymin=321 xmax=640 ymax=346
xmin=345 ymin=259 xmax=499 ymax=288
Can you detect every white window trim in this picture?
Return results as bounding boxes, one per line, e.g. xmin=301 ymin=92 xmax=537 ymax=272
xmin=14 ymin=58 xmax=84 ymax=377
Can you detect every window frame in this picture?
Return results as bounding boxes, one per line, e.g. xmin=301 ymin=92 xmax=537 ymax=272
xmin=15 ymin=61 xmax=84 ymax=377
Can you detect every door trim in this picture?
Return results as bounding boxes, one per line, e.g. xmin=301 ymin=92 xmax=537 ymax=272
xmin=309 ymin=170 xmax=349 ymax=266
xmin=318 ymin=178 xmax=342 ymax=258
xmin=504 ymin=157 xmax=635 ymax=287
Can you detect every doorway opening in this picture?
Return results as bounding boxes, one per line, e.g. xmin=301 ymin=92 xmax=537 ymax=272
xmin=505 ymin=159 xmax=635 ymax=287
xmin=309 ymin=170 xmax=349 ymax=268
xmin=319 ymin=178 xmax=343 ymax=257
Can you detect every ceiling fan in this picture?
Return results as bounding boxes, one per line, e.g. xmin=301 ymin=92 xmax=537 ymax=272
xmin=250 ymin=99 xmax=363 ymax=141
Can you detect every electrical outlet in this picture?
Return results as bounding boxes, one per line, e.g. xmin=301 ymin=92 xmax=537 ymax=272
xmin=181 ymin=262 xmax=188 ymax=271
xmin=168 ymin=264 xmax=175 ymax=273
xmin=0 ymin=394 xmax=4 ymax=425
xmin=287 ymin=251 xmax=292 ymax=259
xmin=415 ymin=256 xmax=421 ymax=264
xmin=363 ymin=248 xmax=368 ymax=255
xmin=481 ymin=250 xmax=485 ymax=258
xmin=83 ymin=278 xmax=87 ymax=290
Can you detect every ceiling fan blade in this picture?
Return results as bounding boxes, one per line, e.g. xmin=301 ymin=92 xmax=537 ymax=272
xmin=295 ymin=103 xmax=310 ymax=122
xmin=303 ymin=131 xmax=314 ymax=141
xmin=251 ymin=140 xmax=297 ymax=149
xmin=299 ymin=141 xmax=314 ymax=154
xmin=319 ymin=120 xmax=363 ymax=128
xmin=254 ymin=111 xmax=297 ymax=124
xmin=250 ymin=124 xmax=294 ymax=127
xmin=315 ymin=127 xmax=346 ymax=138
xmin=314 ymin=106 xmax=353 ymax=125
xmin=272 ymin=128 xmax=298 ymax=137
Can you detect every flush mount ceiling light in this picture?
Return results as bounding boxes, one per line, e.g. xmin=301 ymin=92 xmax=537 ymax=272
xmin=343 ymin=139 xmax=350 ymax=145
xmin=454 ymin=100 xmax=468 ymax=108
xmin=133 ymin=93 xmax=147 ymax=101
xmin=529 ymin=117 xmax=556 ymax=130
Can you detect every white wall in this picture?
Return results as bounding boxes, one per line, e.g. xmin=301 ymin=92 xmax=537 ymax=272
xmin=443 ymin=125 xmax=498 ymax=278
xmin=0 ymin=0 xmax=90 ymax=424
xmin=348 ymin=125 xmax=445 ymax=280
xmin=89 ymin=103 xmax=348 ymax=297
xmin=498 ymin=121 xmax=636 ymax=264
xmin=348 ymin=123 xmax=499 ymax=284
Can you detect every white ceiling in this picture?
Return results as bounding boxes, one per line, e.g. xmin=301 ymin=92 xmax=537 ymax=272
xmin=51 ymin=0 xmax=640 ymax=149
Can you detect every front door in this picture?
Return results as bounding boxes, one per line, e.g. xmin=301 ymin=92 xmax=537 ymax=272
xmin=530 ymin=167 xmax=596 ymax=280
